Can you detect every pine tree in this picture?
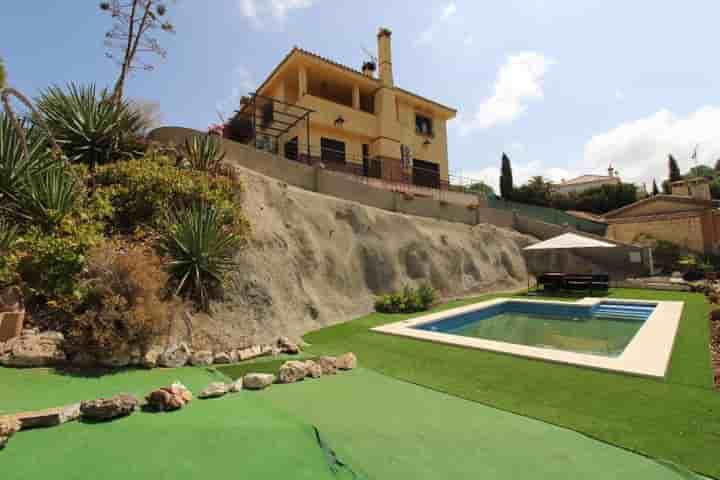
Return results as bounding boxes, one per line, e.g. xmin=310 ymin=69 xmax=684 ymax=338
xmin=668 ymin=154 xmax=682 ymax=182
xmin=652 ymin=179 xmax=659 ymax=196
xmin=499 ymin=152 xmax=514 ymax=199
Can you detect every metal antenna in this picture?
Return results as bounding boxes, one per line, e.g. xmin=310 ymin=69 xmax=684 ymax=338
xmin=361 ymin=46 xmax=377 ymax=63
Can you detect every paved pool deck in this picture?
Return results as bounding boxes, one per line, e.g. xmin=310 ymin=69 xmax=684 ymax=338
xmin=371 ymin=297 xmax=684 ymax=378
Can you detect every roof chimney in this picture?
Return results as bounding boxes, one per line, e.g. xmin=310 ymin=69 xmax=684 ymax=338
xmin=377 ymin=27 xmax=394 ymax=86
xmin=362 ymin=60 xmax=376 ymax=78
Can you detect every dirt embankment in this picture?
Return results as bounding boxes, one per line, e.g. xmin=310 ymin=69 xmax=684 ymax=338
xmin=184 ymin=165 xmax=534 ymax=347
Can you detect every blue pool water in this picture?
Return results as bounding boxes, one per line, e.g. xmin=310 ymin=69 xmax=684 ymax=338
xmin=414 ymin=301 xmax=656 ymax=357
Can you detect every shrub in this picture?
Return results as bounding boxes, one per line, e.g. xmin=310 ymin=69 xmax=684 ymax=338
xmin=95 ymin=156 xmax=246 ymax=235
xmin=183 ymin=134 xmax=226 ymax=174
xmin=158 ymin=202 xmax=242 ymax=310
xmin=36 ymin=83 xmax=145 ymax=169
xmin=65 ymin=244 xmax=175 ymax=360
xmin=374 ymin=284 xmax=437 ymax=314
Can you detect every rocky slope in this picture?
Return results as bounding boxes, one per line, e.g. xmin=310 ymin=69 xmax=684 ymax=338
xmin=181 ymin=165 xmax=534 ymax=348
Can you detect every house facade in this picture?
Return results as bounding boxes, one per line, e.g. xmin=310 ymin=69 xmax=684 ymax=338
xmin=243 ymin=27 xmax=457 ymax=190
xmin=551 ymin=167 xmax=621 ymax=195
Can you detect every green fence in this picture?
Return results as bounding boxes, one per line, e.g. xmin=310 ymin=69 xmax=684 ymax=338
xmin=487 ymin=197 xmax=607 ymax=236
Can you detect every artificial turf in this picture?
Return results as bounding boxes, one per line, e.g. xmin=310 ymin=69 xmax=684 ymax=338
xmin=294 ymin=288 xmax=719 ymax=478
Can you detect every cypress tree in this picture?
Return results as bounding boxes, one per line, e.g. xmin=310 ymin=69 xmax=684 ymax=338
xmin=652 ymin=179 xmax=659 ymax=196
xmin=668 ymin=154 xmax=682 ymax=182
xmin=499 ymin=152 xmax=514 ymax=199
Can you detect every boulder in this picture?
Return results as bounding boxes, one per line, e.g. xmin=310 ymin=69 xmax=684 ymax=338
xmin=228 ymin=379 xmax=243 ymax=393
xmin=13 ymin=404 xmax=80 ymax=429
xmin=144 ymin=382 xmax=192 ymax=412
xmin=80 ymin=394 xmax=139 ymax=421
xmin=97 ymin=350 xmax=131 ymax=369
xmin=278 ymin=360 xmax=307 ymax=384
xmin=277 ymin=336 xmax=300 ymax=354
xmin=190 ymin=350 xmax=214 ymax=366
xmin=317 ymin=356 xmax=337 ymax=375
xmin=242 ymin=373 xmax=275 ymax=390
xmin=336 ymin=352 xmax=357 ymax=371
xmin=0 ymin=330 xmax=66 ymax=367
xmin=142 ymin=346 xmax=164 ymax=369
xmin=198 ymin=382 xmax=229 ymax=399
xmin=158 ymin=343 xmax=191 ymax=368
xmin=213 ymin=351 xmax=232 ymax=364
xmin=0 ymin=415 xmax=21 ymax=449
xmin=304 ymin=360 xmax=323 ymax=379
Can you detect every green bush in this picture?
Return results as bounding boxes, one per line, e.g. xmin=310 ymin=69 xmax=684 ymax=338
xmin=184 ymin=134 xmax=226 ymax=174
xmin=95 ymin=156 xmax=246 ymax=235
xmin=158 ymin=202 xmax=243 ymax=310
xmin=375 ymin=284 xmax=437 ymax=314
xmin=36 ymin=83 xmax=145 ymax=169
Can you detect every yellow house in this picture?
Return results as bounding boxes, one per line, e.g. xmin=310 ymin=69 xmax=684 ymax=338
xmin=241 ymin=27 xmax=457 ymax=189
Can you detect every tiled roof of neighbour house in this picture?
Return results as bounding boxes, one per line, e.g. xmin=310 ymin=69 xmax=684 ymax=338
xmin=555 ymin=175 xmax=618 ymax=187
xmin=603 ymin=194 xmax=717 ymax=220
xmin=251 ymin=47 xmax=457 ymax=115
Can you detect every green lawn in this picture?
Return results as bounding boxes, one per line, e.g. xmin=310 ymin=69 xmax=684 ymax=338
xmin=292 ymin=288 xmax=718 ymax=478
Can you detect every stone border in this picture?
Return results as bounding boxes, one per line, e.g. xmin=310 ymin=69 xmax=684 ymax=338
xmin=371 ymin=297 xmax=684 ymax=378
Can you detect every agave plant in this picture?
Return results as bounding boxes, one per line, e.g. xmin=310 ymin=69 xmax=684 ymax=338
xmin=36 ymin=83 xmax=145 ymax=169
xmin=0 ymin=113 xmax=58 ymax=203
xmin=11 ymin=166 xmax=79 ymax=229
xmin=183 ymin=134 xmax=226 ymax=174
xmin=159 ymin=202 xmax=241 ymax=309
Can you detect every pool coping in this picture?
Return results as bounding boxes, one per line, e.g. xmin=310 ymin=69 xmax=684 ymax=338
xmin=370 ymin=297 xmax=684 ymax=378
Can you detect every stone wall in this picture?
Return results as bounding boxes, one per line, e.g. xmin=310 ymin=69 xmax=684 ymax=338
xmin=606 ymin=214 xmax=705 ymax=253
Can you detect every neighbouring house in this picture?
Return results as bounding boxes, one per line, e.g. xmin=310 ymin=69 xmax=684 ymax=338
xmin=235 ymin=27 xmax=457 ymax=190
xmin=603 ymin=178 xmax=720 ymax=254
xmin=551 ymin=166 xmax=621 ymax=195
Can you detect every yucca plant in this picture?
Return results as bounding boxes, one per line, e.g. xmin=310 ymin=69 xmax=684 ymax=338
xmin=159 ymin=202 xmax=241 ymax=310
xmin=36 ymin=83 xmax=145 ymax=169
xmin=183 ymin=134 xmax=226 ymax=174
xmin=11 ymin=166 xmax=79 ymax=229
xmin=0 ymin=113 xmax=58 ymax=203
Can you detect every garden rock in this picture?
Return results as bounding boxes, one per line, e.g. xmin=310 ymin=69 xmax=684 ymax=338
xmin=243 ymin=373 xmax=275 ymax=390
xmin=199 ymin=382 xmax=229 ymax=399
xmin=213 ymin=351 xmax=232 ymax=364
xmin=228 ymin=379 xmax=243 ymax=393
xmin=277 ymin=336 xmax=300 ymax=354
xmin=142 ymin=346 xmax=163 ymax=369
xmin=317 ymin=356 xmax=337 ymax=375
xmin=0 ymin=415 xmax=21 ymax=449
xmin=80 ymin=394 xmax=139 ymax=421
xmin=278 ymin=360 xmax=307 ymax=384
xmin=159 ymin=343 xmax=191 ymax=368
xmin=190 ymin=350 xmax=214 ymax=366
xmin=14 ymin=404 xmax=80 ymax=429
xmin=0 ymin=286 xmax=22 ymax=312
xmin=336 ymin=352 xmax=357 ymax=371
xmin=304 ymin=360 xmax=322 ymax=379
xmin=145 ymin=382 xmax=192 ymax=411
xmin=0 ymin=330 xmax=66 ymax=367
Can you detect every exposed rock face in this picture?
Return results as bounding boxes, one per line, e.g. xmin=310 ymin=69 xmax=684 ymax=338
xmin=158 ymin=343 xmax=191 ymax=368
xmin=0 ymin=330 xmax=65 ymax=367
xmin=80 ymin=394 xmax=139 ymax=421
xmin=303 ymin=360 xmax=323 ymax=379
xmin=145 ymin=382 xmax=192 ymax=411
xmin=174 ymin=163 xmax=532 ymax=347
xmin=0 ymin=416 xmax=21 ymax=449
xmin=198 ymin=382 xmax=229 ymax=399
xmin=242 ymin=373 xmax=275 ymax=390
xmin=277 ymin=360 xmax=307 ymax=384
xmin=190 ymin=350 xmax=214 ymax=366
xmin=336 ymin=352 xmax=357 ymax=371
xmin=317 ymin=356 xmax=337 ymax=375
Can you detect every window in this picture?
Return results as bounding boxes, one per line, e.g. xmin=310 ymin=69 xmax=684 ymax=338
xmin=284 ymin=137 xmax=298 ymax=161
xmin=413 ymin=159 xmax=440 ymax=189
xmin=320 ymin=138 xmax=346 ymax=163
xmin=415 ymin=114 xmax=434 ymax=136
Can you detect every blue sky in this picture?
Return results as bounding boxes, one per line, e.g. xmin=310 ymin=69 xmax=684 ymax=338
xmin=3 ymin=0 xmax=720 ymax=191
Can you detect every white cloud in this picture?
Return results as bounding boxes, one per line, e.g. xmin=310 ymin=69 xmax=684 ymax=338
xmin=239 ymin=0 xmax=316 ymax=28
xmin=462 ymin=159 xmax=577 ymax=193
xmin=457 ymin=52 xmax=554 ymax=134
xmin=416 ymin=1 xmax=457 ymax=45
xmin=583 ymin=106 xmax=720 ymax=187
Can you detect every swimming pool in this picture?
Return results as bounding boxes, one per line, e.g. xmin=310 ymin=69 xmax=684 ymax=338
xmin=371 ymin=298 xmax=684 ymax=378
xmin=415 ymin=301 xmax=655 ymax=357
